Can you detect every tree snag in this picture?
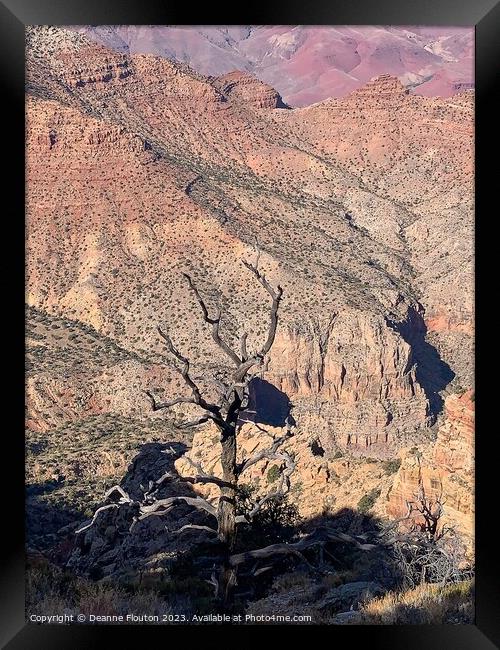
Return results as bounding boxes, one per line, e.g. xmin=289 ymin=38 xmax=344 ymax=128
xmin=144 ymin=256 xmax=285 ymax=603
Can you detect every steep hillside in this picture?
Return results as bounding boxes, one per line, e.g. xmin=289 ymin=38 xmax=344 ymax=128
xmin=25 ymin=26 xmax=473 ymax=524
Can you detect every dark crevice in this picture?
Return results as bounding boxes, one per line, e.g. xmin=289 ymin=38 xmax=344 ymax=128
xmin=240 ymin=377 xmax=292 ymax=428
xmin=387 ymin=306 xmax=455 ymax=419
xmin=310 ymin=439 xmax=325 ymax=457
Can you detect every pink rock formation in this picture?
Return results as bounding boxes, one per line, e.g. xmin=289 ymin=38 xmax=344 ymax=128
xmin=73 ymin=25 xmax=474 ymax=106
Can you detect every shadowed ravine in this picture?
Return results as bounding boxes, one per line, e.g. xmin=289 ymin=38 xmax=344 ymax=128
xmin=239 ymin=378 xmax=293 ymax=428
xmin=387 ymin=306 xmax=455 ymax=419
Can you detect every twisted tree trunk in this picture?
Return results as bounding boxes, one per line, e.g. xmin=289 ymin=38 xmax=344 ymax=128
xmin=217 ymin=425 xmax=238 ymax=604
xmin=215 ymin=384 xmax=244 ymax=603
xmin=142 ymin=256 xmax=284 ymax=606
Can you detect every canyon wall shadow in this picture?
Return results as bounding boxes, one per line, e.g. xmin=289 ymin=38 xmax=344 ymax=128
xmin=388 ymin=307 xmax=455 ymax=418
xmin=240 ymin=377 xmax=293 ymax=428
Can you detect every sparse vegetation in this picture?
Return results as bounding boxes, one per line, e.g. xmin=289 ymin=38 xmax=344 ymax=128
xmin=266 ymin=465 xmax=281 ymax=483
xmin=382 ymin=459 xmax=401 ymax=475
xmin=357 ymin=488 xmax=381 ymax=514
xmin=359 ymin=581 xmax=474 ymax=624
xmin=25 ymin=26 xmax=474 ymax=624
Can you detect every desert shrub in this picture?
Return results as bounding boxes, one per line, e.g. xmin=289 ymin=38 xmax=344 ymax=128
xmin=382 ymin=459 xmax=401 ymax=475
xmin=269 ymin=570 xmax=313 ymax=594
xmin=266 ymin=465 xmax=281 ymax=483
xmin=357 ymin=489 xmax=381 ymax=514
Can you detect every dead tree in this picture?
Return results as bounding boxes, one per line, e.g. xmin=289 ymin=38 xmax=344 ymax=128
xmin=406 ymin=483 xmax=444 ymax=542
xmin=77 ymin=257 xmax=377 ymax=604
xmin=145 ymin=259 xmax=285 ymax=602
xmin=382 ymin=479 xmax=471 ymax=588
xmin=391 ymin=458 xmax=446 ymax=543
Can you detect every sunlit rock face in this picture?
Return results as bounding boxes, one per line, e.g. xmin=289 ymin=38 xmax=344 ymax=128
xmin=387 ymin=390 xmax=474 ymax=551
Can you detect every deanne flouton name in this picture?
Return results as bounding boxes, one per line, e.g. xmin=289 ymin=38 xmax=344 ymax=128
xmin=88 ymin=615 xmax=162 ymax=622
xmin=87 ymin=614 xmax=236 ymax=622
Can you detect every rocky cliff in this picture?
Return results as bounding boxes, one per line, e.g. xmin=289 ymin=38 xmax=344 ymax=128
xmin=387 ymin=390 xmax=474 ymax=548
xmin=214 ymin=71 xmax=288 ymax=109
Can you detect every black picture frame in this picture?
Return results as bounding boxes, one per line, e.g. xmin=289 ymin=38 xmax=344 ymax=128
xmin=3 ymin=0 xmax=498 ymax=646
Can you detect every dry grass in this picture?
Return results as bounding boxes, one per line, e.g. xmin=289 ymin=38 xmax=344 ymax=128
xmin=359 ymin=580 xmax=474 ymax=624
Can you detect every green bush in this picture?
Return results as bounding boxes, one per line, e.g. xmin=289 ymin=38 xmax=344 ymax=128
xmin=382 ymin=459 xmax=401 ymax=475
xmin=357 ymin=488 xmax=381 ymax=514
xmin=266 ymin=465 xmax=281 ymax=483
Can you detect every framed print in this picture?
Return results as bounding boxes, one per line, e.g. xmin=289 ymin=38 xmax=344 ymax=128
xmin=2 ymin=0 xmax=498 ymax=647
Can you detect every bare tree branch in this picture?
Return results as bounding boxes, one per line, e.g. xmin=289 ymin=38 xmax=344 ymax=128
xmin=237 ymin=430 xmax=292 ymax=475
xmin=179 ymin=473 xmax=238 ymax=491
xmin=228 ymin=356 xmax=265 ymax=390
xmin=229 ymin=528 xmax=376 ymax=568
xmin=253 ymin=565 xmax=273 ymax=577
xmin=75 ymin=504 xmax=120 ymax=535
xmin=240 ymin=332 xmax=248 ymax=361
xmin=242 ymin=260 xmax=283 ymax=357
xmin=243 ymin=451 xmax=296 ymax=521
xmin=144 ymin=390 xmax=194 ymax=412
xmin=130 ymin=509 xmax=173 ymax=531
xmin=173 ymin=416 xmax=210 ymax=429
xmin=157 ymin=326 xmax=220 ymax=412
xmin=104 ymin=485 xmax=132 ymax=503
xmin=183 ymin=273 xmax=241 ymax=367
xmin=144 ymin=467 xmax=236 ymax=493
xmin=183 ymin=455 xmax=208 ymax=476
xmin=170 ymin=524 xmax=218 ymax=536
xmin=139 ymin=495 xmax=218 ymax=519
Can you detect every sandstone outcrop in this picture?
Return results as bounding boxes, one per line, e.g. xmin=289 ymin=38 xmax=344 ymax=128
xmin=214 ymin=71 xmax=288 ymax=109
xmin=387 ymin=390 xmax=474 ymax=548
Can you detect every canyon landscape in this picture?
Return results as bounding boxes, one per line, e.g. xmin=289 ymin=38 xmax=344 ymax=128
xmin=26 ymin=25 xmax=474 ymax=624
xmin=73 ymin=25 xmax=474 ymax=106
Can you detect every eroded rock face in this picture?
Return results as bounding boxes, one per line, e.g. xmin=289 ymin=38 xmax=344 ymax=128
xmin=214 ymin=71 xmax=288 ymax=109
xmin=266 ymin=312 xmax=430 ymax=453
xmin=175 ymin=421 xmax=395 ymax=520
xmin=347 ymin=74 xmax=410 ymax=104
xmin=274 ymin=78 xmax=474 ymax=390
xmin=387 ymin=390 xmax=474 ymax=548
